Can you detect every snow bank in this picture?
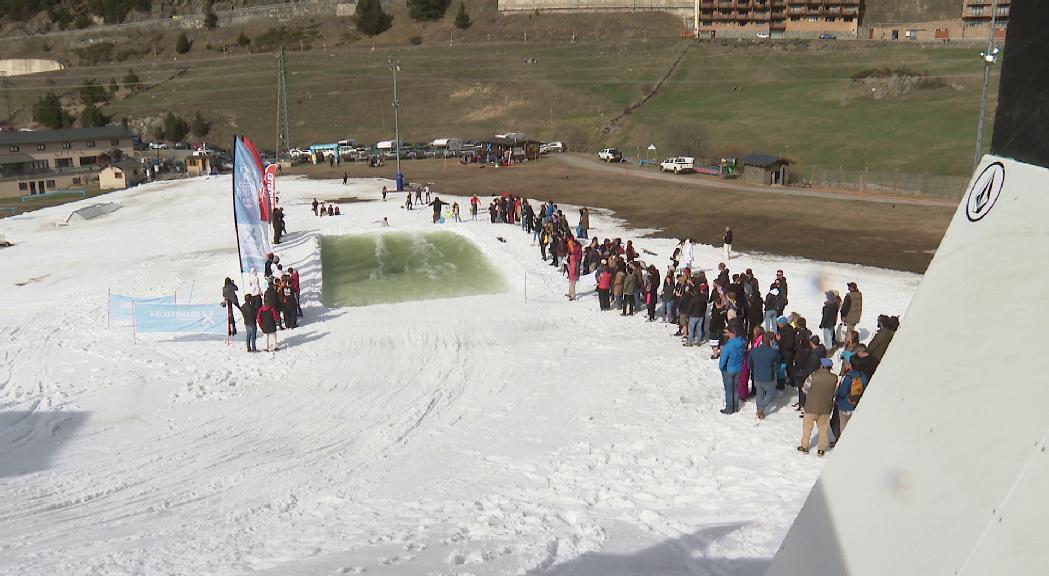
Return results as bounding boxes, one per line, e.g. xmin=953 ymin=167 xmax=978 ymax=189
xmin=0 ymin=174 xmax=920 ymax=575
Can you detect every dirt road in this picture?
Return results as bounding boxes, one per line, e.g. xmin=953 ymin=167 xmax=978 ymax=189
xmin=290 ymin=157 xmax=955 ymax=273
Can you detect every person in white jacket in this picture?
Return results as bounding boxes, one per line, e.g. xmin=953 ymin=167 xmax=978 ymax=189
xmin=683 ymin=238 xmax=695 ymax=269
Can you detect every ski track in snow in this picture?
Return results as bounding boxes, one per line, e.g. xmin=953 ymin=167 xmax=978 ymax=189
xmin=0 ymin=175 xmax=921 ymax=575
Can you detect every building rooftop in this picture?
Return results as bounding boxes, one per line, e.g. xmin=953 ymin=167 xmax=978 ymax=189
xmin=0 ymin=152 xmax=35 ymax=165
xmin=741 ymin=153 xmax=790 ymax=168
xmin=0 ymin=126 xmax=135 ymax=147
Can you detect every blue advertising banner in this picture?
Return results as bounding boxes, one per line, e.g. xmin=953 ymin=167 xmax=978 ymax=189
xmin=232 ymin=135 xmax=271 ymax=274
xmin=108 ymin=293 xmax=175 ymax=326
xmin=133 ymin=303 xmax=227 ymax=335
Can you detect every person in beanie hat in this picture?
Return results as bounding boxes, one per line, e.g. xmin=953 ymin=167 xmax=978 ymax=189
xmin=799 ymin=357 xmax=838 ymax=455
xmin=840 ymin=281 xmax=863 ymax=339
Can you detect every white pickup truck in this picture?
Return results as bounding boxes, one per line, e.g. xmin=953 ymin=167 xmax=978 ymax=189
xmin=598 ymin=148 xmax=623 ymax=162
xmin=660 ymin=157 xmax=695 ymax=173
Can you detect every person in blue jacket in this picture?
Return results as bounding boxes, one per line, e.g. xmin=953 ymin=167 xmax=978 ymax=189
xmin=835 ymin=362 xmax=869 ymax=436
xmin=719 ymin=327 xmax=747 ymax=414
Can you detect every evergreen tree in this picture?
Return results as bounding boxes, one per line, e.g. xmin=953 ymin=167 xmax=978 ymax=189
xmin=80 ymin=103 xmax=109 ymax=127
xmin=78 ymin=79 xmax=109 ymax=105
xmin=454 ymin=1 xmax=470 ymax=29
xmin=122 ymin=69 xmax=140 ymax=90
xmin=191 ymin=112 xmax=210 ymax=137
xmin=108 ymin=77 xmax=120 ymax=93
xmin=32 ymin=91 xmax=73 ymax=129
xmin=237 ymin=32 xmax=251 ymax=46
xmin=408 ymin=0 xmax=450 ymax=22
xmin=355 ymin=0 xmax=392 ymax=36
xmin=162 ymin=113 xmax=190 ymax=142
xmin=204 ymin=0 xmax=218 ymax=30
xmin=175 ymin=32 xmax=191 ymax=54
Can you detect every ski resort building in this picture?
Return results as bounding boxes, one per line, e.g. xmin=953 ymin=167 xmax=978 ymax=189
xmin=0 ymin=126 xmax=134 ymax=198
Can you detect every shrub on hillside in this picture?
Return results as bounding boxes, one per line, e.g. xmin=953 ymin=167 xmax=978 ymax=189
xmin=237 ymin=32 xmax=251 ymax=46
xmin=80 ymin=103 xmax=110 ymax=127
xmin=454 ymin=2 xmax=471 ymax=30
xmin=123 ymin=69 xmax=140 ymax=90
xmin=191 ymin=112 xmax=210 ymax=138
xmin=79 ymin=80 xmax=109 ymax=105
xmin=355 ymin=0 xmax=392 ymax=36
xmin=175 ymin=32 xmax=191 ymax=54
xmin=408 ymin=0 xmax=450 ymax=21
xmin=162 ymin=113 xmax=190 ymax=142
xmin=32 ymin=91 xmax=74 ymax=129
xmin=409 ymin=35 xmax=423 ymax=45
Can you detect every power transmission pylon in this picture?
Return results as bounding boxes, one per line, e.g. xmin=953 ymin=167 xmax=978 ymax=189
xmin=275 ymin=45 xmax=290 ymax=158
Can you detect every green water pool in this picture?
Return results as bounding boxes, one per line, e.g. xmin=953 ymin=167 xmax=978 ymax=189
xmin=320 ymin=231 xmax=507 ymax=307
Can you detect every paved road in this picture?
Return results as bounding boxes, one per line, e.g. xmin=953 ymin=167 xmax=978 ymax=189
xmin=552 ymin=154 xmax=960 ymax=209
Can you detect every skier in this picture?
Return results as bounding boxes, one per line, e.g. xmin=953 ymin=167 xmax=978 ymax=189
xmin=428 ymin=196 xmax=447 ymax=224
xmin=222 ymin=277 xmax=240 ymax=337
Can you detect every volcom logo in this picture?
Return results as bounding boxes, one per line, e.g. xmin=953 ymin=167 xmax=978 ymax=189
xmin=966 ymin=162 xmax=1005 ymax=222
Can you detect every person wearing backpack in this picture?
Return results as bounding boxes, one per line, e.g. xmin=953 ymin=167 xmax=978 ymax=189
xmin=835 ymin=360 xmax=869 ymax=435
xmin=799 ymin=358 xmax=838 ymax=456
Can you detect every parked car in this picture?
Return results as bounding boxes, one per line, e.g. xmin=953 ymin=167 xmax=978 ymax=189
xmin=598 ymin=148 xmax=623 ymax=162
xmin=540 ymin=141 xmax=564 ymax=154
xmin=173 ymin=142 xmax=189 ymax=150
xmin=660 ymin=157 xmax=696 ymax=174
xmin=756 ymin=33 xmax=770 ymax=39
xmin=148 ymin=142 xmax=168 ymax=150
xmin=819 ymin=33 xmax=837 ymax=40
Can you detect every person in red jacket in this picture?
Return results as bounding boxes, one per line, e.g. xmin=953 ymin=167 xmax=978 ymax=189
xmin=596 ymin=261 xmax=613 ymax=310
xmin=257 ymin=303 xmax=280 ymax=351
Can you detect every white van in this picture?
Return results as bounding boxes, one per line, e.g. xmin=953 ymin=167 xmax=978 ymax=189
xmin=660 ymin=157 xmax=695 ymax=173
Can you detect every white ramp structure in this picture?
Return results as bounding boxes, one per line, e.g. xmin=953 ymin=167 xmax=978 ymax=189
xmin=766 ymin=4 xmax=1049 ymax=575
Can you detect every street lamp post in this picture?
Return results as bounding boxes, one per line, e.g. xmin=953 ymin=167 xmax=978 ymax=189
xmin=387 ymin=57 xmax=403 ymax=191
xmin=974 ymin=0 xmax=1000 ymax=170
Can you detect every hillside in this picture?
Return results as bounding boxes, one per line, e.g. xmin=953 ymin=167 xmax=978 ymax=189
xmin=0 ymin=2 xmax=993 ymax=177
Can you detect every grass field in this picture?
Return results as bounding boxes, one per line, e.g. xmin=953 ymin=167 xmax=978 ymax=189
xmin=2 ymin=7 xmax=996 ymax=179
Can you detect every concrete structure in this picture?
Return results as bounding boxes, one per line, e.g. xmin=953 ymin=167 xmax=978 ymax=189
xmin=0 ymin=126 xmax=134 ymax=198
xmin=740 ymin=153 xmax=789 ymax=185
xmin=66 ymin=202 xmax=122 ymax=223
xmin=768 ymin=5 xmax=1045 ymax=573
xmin=99 ymin=161 xmax=143 ymax=190
xmin=480 ymin=137 xmax=542 ymax=161
xmin=0 ymin=59 xmax=64 ymax=77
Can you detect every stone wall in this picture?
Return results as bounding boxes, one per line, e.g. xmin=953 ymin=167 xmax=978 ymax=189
xmin=497 ymin=0 xmax=694 ymax=19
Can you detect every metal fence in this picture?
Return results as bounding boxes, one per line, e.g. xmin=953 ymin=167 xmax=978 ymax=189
xmin=809 ymin=167 xmax=970 ymax=200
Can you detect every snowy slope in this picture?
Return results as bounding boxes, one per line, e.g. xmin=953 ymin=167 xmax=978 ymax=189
xmin=0 ymin=175 xmax=920 ymax=575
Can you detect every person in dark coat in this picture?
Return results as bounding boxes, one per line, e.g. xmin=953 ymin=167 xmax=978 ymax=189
xmin=851 ymin=344 xmax=880 ymax=380
xmin=748 ymin=336 xmax=781 ymax=418
xmin=241 ymin=295 xmax=259 ymax=352
xmin=280 ymin=280 xmax=299 ymax=329
xmin=222 ymin=277 xmax=240 ymax=336
xmin=257 ymin=301 xmax=280 ymax=351
xmin=820 ymin=291 xmax=841 ymax=348
xmin=723 ymin=226 xmax=733 ymax=261
xmin=776 ymin=316 xmax=798 ymax=390
xmin=866 ymin=315 xmax=897 ymax=361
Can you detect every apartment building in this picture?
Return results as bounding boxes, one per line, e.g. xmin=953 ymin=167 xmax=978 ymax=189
xmin=697 ymin=0 xmax=860 ymax=38
xmin=0 ymin=126 xmax=135 ymax=198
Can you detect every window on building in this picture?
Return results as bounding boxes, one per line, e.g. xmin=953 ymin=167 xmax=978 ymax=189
xmin=845 ymin=16 xmax=854 ymax=22
xmin=46 ymin=180 xmax=55 ymax=188
xmin=79 ymin=156 xmax=97 ymax=166
xmin=110 ymin=139 xmax=120 ymax=146
xmin=56 ymin=158 xmax=73 ymax=168
xmin=62 ymin=142 xmax=71 ymax=149
xmin=36 ymin=144 xmax=46 ymax=151
xmin=72 ymin=177 xmax=82 ymax=185
xmin=33 ymin=160 xmax=49 ymax=170
xmin=18 ymin=182 xmax=28 ymax=191
xmin=8 ymin=146 xmax=18 ymax=152
xmin=808 ymin=16 xmax=818 ymax=21
xmin=86 ymin=140 xmax=96 ymax=148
